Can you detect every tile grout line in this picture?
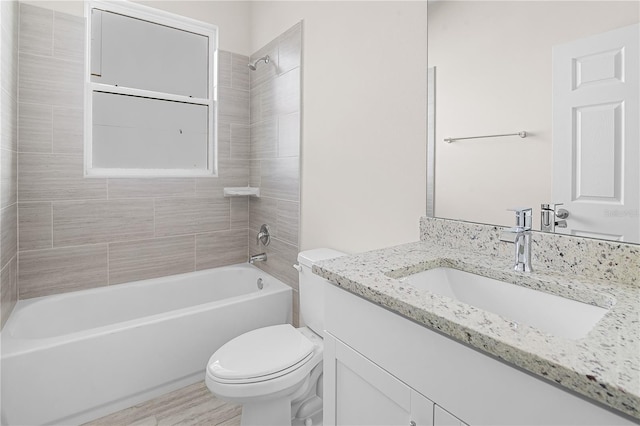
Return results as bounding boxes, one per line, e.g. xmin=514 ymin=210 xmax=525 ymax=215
xmin=106 ymin=240 xmax=110 ymax=286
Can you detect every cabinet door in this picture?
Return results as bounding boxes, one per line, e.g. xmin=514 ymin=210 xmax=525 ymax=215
xmin=335 ymin=338 xmax=412 ymax=425
xmin=412 ymin=391 xmax=435 ymax=426
xmin=434 ymin=405 xmax=467 ymax=426
xmin=324 ymin=334 xmax=434 ymax=426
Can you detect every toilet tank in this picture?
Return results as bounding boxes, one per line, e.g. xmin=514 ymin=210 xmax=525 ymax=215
xmin=297 ymin=249 xmax=346 ymax=335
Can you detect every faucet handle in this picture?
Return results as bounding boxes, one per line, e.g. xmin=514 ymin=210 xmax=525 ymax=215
xmin=256 ymin=224 xmax=271 ymax=246
xmin=555 ymin=205 xmax=570 ymax=220
xmin=507 ymin=207 xmax=532 ymax=230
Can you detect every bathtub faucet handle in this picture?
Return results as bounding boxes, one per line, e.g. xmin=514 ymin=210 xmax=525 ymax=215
xmin=257 ymin=224 xmax=271 ymax=246
xmin=293 ymin=264 xmax=302 ymax=272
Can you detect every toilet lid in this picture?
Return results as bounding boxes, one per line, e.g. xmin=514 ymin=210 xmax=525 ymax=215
xmin=208 ymin=324 xmax=315 ymax=382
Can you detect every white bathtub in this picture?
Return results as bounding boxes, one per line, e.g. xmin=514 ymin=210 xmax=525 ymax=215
xmin=1 ymin=264 xmax=292 ymax=426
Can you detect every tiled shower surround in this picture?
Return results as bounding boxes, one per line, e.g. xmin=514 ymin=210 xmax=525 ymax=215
xmin=1 ymin=4 xmax=301 ymax=325
xmin=0 ymin=0 xmax=19 ymax=328
xmin=248 ymin=23 xmax=302 ymax=321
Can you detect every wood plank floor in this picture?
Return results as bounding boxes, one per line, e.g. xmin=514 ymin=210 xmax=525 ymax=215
xmin=83 ymin=381 xmax=241 ymax=426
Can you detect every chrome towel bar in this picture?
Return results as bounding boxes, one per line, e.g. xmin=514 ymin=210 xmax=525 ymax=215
xmin=444 ymin=131 xmax=527 ymax=143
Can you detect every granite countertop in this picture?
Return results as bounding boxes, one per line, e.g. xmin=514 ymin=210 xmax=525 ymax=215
xmin=313 ymin=240 xmax=640 ymax=420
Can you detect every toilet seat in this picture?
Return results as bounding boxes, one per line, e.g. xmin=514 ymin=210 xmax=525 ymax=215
xmin=208 ymin=324 xmax=316 ymax=384
xmin=206 ymin=326 xmax=324 ymax=402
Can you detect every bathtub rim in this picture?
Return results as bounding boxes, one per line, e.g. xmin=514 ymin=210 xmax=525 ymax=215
xmin=1 ymin=263 xmax=292 ymax=356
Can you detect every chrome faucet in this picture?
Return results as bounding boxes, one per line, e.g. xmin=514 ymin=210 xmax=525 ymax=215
xmin=502 ymin=208 xmax=533 ymax=272
xmin=256 ymin=224 xmax=271 ymax=246
xmin=249 ymin=253 xmax=267 ymax=264
xmin=540 ymin=203 xmax=569 ymax=233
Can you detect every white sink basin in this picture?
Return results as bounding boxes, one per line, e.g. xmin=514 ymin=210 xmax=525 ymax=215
xmin=400 ymin=267 xmax=609 ymax=339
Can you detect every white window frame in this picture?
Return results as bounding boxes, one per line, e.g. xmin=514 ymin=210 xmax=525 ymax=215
xmin=84 ymin=0 xmax=218 ymax=177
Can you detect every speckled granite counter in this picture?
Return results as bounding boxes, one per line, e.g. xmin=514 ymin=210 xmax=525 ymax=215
xmin=313 ymin=218 xmax=640 ymax=421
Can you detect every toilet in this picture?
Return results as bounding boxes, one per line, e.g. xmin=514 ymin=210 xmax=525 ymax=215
xmin=205 ymin=249 xmax=346 ymax=426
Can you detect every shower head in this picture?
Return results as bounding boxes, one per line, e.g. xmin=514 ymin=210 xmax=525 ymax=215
xmin=248 ymin=55 xmax=270 ymax=71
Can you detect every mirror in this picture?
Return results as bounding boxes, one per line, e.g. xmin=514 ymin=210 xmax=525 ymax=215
xmin=428 ymin=1 xmax=640 ymax=244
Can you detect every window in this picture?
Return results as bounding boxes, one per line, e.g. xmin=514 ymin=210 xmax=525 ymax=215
xmin=85 ymin=1 xmax=218 ymax=177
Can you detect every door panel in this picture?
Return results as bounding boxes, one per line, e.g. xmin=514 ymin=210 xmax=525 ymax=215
xmin=553 ymin=23 xmax=639 ymax=242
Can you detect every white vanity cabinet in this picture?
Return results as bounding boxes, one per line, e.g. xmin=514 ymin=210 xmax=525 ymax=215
xmin=322 ymin=283 xmax=637 ymax=426
xmin=434 ymin=406 xmax=468 ymax=426
xmin=324 ymin=333 xmax=434 ymax=426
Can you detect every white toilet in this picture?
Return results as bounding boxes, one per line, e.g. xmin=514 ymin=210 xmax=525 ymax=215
xmin=205 ymin=249 xmax=345 ymax=426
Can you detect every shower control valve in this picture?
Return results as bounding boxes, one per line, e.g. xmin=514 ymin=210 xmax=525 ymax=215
xmin=257 ymin=224 xmax=271 ymax=246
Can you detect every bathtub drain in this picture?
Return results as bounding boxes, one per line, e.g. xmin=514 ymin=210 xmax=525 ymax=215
xmin=257 ymin=278 xmax=264 ymax=290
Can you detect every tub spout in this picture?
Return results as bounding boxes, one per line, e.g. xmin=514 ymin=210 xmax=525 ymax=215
xmin=249 ymin=253 xmax=267 ymax=264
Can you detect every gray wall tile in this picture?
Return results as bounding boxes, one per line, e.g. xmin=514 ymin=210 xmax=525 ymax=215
xmin=218 ymin=50 xmax=232 ymax=88
xmin=219 ymin=159 xmax=250 ymax=188
xmin=278 ymin=112 xmax=300 ymax=158
xmin=1 ymin=1 xmax=19 ymax=101
xmin=52 ymin=107 xmax=83 ymax=153
xmin=13 ymin=5 xmax=261 ymax=301
xmin=231 ymin=53 xmax=250 ymax=90
xmin=53 ymin=199 xmax=154 ymax=247
xmin=250 ymin=84 xmax=263 ymax=124
xmin=196 ymin=229 xmax=248 ymax=270
xmin=231 ymin=198 xmax=249 ymax=230
xmin=260 ymin=157 xmax=300 ymax=201
xmin=18 ymin=153 xmax=107 ymax=201
xmin=278 ymin=23 xmax=302 ymax=75
xmin=195 ymin=165 xmax=248 ymax=198
xmin=18 ymin=202 xmax=52 ymax=250
xmin=263 ymin=68 xmax=300 ymax=118
xmin=155 ymin=197 xmax=230 ymax=237
xmin=249 ymin=160 xmax=261 ymax=188
xmin=1 ymin=256 xmax=17 ymax=328
xmin=1 ymin=89 xmax=17 ymax=151
xmin=109 ymin=236 xmax=195 ymax=285
xmin=249 ymin=237 xmax=298 ymax=289
xmin=254 ymin=79 xmax=275 ymax=122
xmin=53 ymin=12 xmax=84 ymax=61
xmin=107 ymin=178 xmax=195 ymax=199
xmin=19 ymin=72 xmax=83 ymax=108
xmin=19 ymin=3 xmax=53 ymax=57
xmin=249 ymin=22 xmax=302 ymax=308
xmin=250 ymin=44 xmax=278 ymax=89
xmin=292 ymin=289 xmax=299 ymax=328
xmin=218 ymin=87 xmax=250 ymax=123
xmin=217 ymin=121 xmax=231 ymax=160
xmin=1 ymin=149 xmax=17 ymax=208
xmin=1 ymin=0 xmax=18 ymax=328
xmin=19 ymin=52 xmax=82 ymax=86
xmin=230 ymin=123 xmax=250 ymax=160
xmin=18 ymin=102 xmax=52 ymax=153
xmin=1 ymin=204 xmax=17 ymax=268
xmin=195 ymin=176 xmax=224 ymax=198
xmin=276 ymin=200 xmax=299 ymax=245
xmin=249 ymin=197 xmax=277 ymax=235
xmin=19 ymin=53 xmax=83 ymax=107
xmin=250 ymin=118 xmax=277 ymax=159
xmin=19 ymin=244 xmax=108 ymax=298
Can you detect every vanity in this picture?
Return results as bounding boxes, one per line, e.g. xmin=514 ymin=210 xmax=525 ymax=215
xmin=316 ymin=217 xmax=640 ymax=426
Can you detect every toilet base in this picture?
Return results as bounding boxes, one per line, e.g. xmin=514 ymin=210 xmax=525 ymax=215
xmin=241 ymin=398 xmax=292 ymax=426
xmin=237 ymin=366 xmax=323 ymax=426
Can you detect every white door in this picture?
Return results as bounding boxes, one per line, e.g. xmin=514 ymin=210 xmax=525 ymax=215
xmin=552 ymin=23 xmax=639 ymax=242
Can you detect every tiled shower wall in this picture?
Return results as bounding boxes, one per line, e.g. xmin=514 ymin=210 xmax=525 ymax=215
xmin=0 ymin=0 xmax=19 ymax=328
xmin=15 ymin=4 xmax=252 ymax=299
xmin=248 ymin=23 xmax=302 ymax=323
